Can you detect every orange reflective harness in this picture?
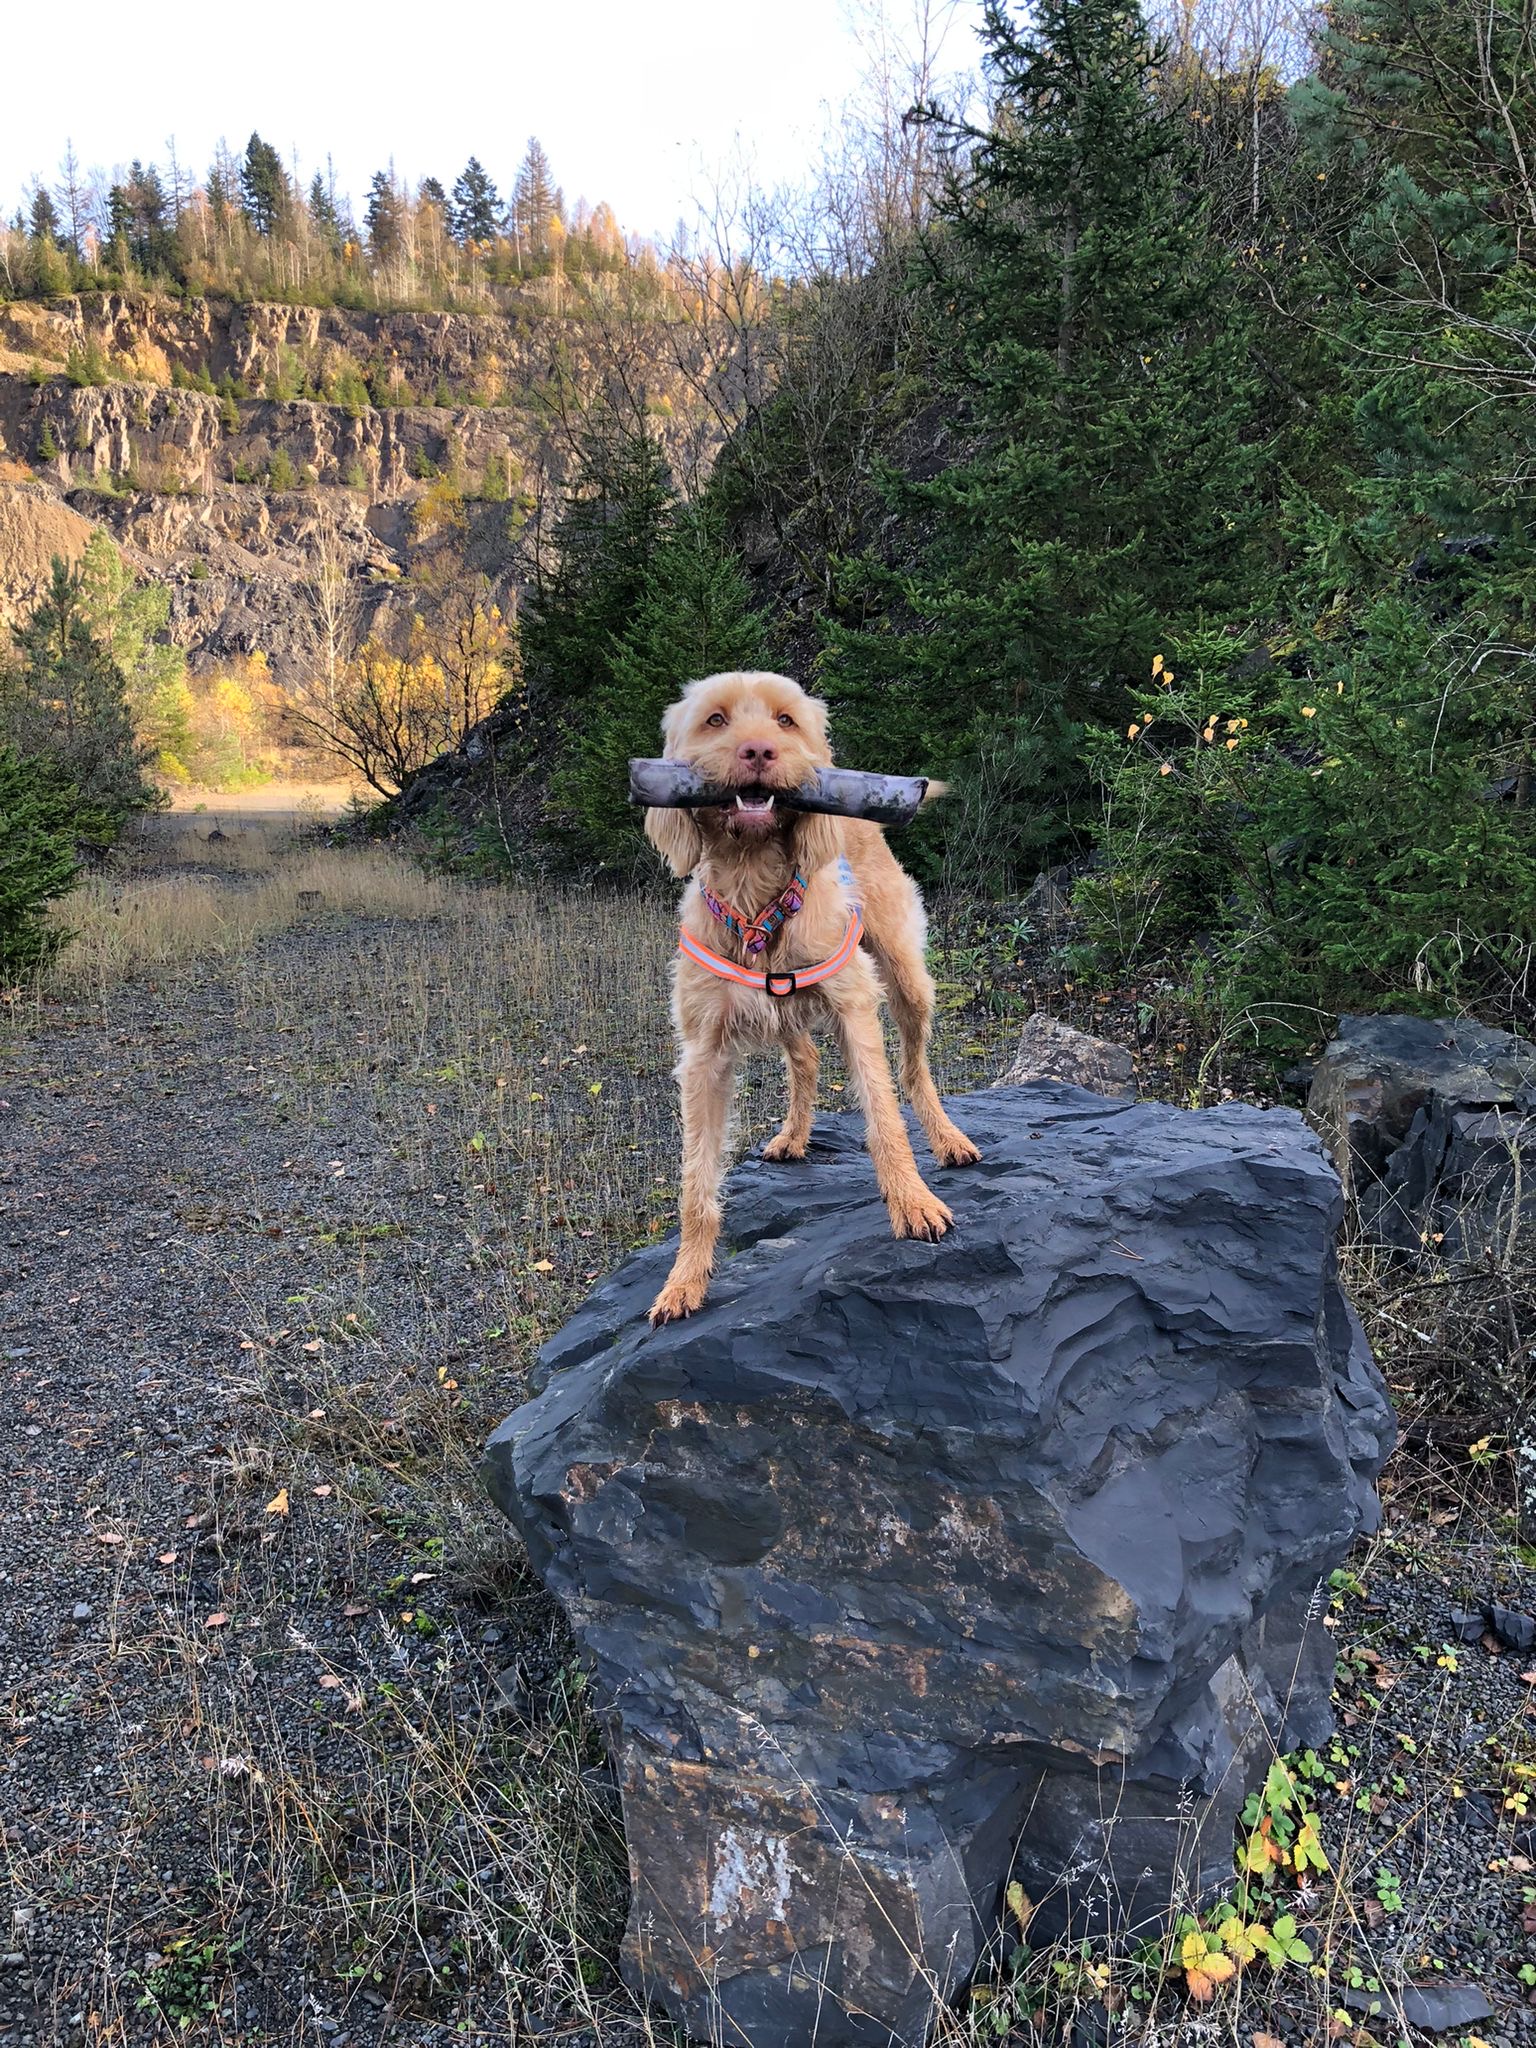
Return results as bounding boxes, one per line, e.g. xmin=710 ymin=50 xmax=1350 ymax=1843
xmin=679 ymin=856 xmax=863 ymax=1000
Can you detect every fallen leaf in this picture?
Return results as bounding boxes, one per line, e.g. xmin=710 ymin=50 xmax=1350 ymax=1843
xmin=343 ymin=1603 xmax=367 ymax=1617
xmin=312 ymin=1483 xmax=333 ymax=1497
xmin=531 ymin=1258 xmax=554 ymax=1272
xmin=1253 ymin=2033 xmax=1286 ymax=2048
xmin=95 ymin=1528 xmax=125 ymax=1545
xmin=157 ymin=1550 xmax=178 ymax=1565
xmin=1004 ymin=1880 xmax=1033 ymax=1934
xmin=265 ymin=1488 xmax=290 ymax=1517
xmin=409 ymin=1571 xmax=435 ymax=1585
xmin=302 ymin=1339 xmax=324 ymax=1354
xmin=205 ymin=1612 xmax=230 ymax=1629
xmin=318 ymin=1674 xmax=343 ymax=1689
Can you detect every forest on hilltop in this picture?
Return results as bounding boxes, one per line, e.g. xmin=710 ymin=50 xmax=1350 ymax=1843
xmin=2 ymin=132 xmax=640 ymax=311
xmin=3 ymin=0 xmax=1534 ymax=1041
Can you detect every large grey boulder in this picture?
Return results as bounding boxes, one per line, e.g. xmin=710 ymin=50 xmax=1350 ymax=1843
xmin=1306 ymin=1013 xmax=1536 ymax=1259
xmin=484 ymin=1085 xmax=1394 ymax=2048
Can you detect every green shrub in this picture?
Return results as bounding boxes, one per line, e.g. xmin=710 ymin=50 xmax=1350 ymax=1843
xmin=267 ymin=447 xmax=297 ymax=491
xmin=0 ymin=747 xmax=80 ymax=977
xmin=1079 ymin=607 xmax=1536 ymax=1025
xmin=64 ymin=338 xmax=110 ymax=388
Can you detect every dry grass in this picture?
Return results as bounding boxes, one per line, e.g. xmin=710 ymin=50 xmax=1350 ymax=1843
xmin=41 ymin=837 xmax=457 ymax=1005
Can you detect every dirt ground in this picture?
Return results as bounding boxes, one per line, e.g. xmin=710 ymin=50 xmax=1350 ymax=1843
xmin=2 ymin=822 xmax=1534 ymax=2048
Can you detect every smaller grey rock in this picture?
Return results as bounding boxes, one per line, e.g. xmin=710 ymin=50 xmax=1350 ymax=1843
xmin=71 ymin=1602 xmax=92 ymax=1622
xmin=1021 ymin=863 xmax=1076 ymax=927
xmin=1342 ymin=1981 xmax=1494 ymax=2032
xmin=1451 ymin=1607 xmax=1486 ymax=1643
xmin=996 ymin=1012 xmax=1137 ymax=1097
xmin=1489 ymin=1604 xmax=1536 ymax=1654
xmin=486 ymin=1664 xmax=528 ymax=1717
xmin=1402 ymin=1982 xmax=1495 ymax=2032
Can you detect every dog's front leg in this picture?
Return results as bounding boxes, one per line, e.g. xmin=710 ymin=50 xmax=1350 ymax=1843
xmin=649 ymin=1045 xmax=737 ymax=1324
xmin=835 ymin=998 xmax=953 ymax=1242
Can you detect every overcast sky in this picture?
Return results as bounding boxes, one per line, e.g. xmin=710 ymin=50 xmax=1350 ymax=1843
xmin=6 ymin=0 xmax=980 ymax=242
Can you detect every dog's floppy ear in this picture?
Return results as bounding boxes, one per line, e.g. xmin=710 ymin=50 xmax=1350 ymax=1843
xmin=645 ymin=805 xmax=703 ymax=878
xmin=790 ymin=807 xmax=842 ymax=877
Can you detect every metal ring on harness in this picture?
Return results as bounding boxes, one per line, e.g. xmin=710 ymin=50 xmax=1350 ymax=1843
xmin=765 ymin=970 xmax=798 ymax=999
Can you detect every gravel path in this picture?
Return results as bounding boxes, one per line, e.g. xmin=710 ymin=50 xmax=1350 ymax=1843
xmin=1 ymin=926 xmax=633 ymax=2047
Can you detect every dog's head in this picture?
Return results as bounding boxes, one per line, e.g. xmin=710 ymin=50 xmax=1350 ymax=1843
xmin=645 ymin=671 xmax=839 ymax=878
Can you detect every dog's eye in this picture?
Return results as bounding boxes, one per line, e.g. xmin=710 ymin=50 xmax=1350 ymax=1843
xmin=705 ymin=711 xmax=728 ymax=728
xmin=776 ymin=713 xmax=796 ymax=728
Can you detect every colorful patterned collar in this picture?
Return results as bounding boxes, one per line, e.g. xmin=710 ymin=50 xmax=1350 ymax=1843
xmin=698 ymin=868 xmax=808 ymax=956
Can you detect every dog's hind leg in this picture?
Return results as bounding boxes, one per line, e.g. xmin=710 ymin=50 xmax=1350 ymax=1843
xmin=867 ymin=926 xmax=981 ymax=1168
xmin=763 ymin=1030 xmax=819 ymax=1162
xmin=650 ymin=1045 xmax=737 ymax=1324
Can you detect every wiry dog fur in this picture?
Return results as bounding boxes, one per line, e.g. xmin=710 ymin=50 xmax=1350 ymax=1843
xmin=645 ymin=670 xmax=978 ymax=1325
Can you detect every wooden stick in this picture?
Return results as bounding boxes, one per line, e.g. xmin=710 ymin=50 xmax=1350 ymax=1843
xmin=628 ymin=759 xmax=930 ymax=827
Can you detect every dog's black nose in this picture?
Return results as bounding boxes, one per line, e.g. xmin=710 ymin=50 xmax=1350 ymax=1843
xmin=738 ymin=741 xmax=777 ymax=767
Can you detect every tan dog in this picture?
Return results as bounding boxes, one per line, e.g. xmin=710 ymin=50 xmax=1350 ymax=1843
xmin=645 ymin=671 xmax=979 ymax=1325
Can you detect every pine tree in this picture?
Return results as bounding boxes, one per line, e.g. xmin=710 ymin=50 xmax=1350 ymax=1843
xmin=0 ymin=746 xmax=80 ymax=976
xmin=823 ymin=0 xmax=1262 ymax=879
xmin=55 ymin=140 xmax=88 ymax=255
xmin=556 ymin=507 xmax=772 ymax=866
xmin=123 ymin=160 xmax=172 ymax=271
xmin=28 ymin=187 xmax=61 ymax=244
xmin=365 ymin=168 xmax=404 ymax=262
xmin=522 ymin=414 xmax=676 ymax=727
xmin=241 ymin=132 xmax=287 ymax=236
xmin=0 ymin=557 xmax=157 ymax=846
xmin=308 ymin=170 xmax=344 ymax=253
xmin=419 ymin=175 xmax=448 ymax=216
xmin=511 ymin=138 xmax=561 ymax=264
xmin=104 ymin=183 xmax=134 ymax=268
xmin=450 ymin=156 xmax=500 ymax=244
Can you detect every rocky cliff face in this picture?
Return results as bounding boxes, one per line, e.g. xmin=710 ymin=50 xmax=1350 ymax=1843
xmin=0 ymin=291 xmax=721 ymax=672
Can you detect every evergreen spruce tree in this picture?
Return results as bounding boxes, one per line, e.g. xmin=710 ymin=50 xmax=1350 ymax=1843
xmin=104 ymin=183 xmax=134 ymax=269
xmin=27 ymin=187 xmax=61 ymax=243
xmin=240 ymin=133 xmax=287 ymax=236
xmin=450 ymin=156 xmax=501 ymax=244
xmin=0 ymin=747 xmax=80 ymax=977
xmin=308 ymin=171 xmax=344 ymax=253
xmin=522 ymin=415 xmax=676 ymax=729
xmin=0 ymin=557 xmax=158 ymax=846
xmin=824 ymin=0 xmax=1262 ymax=879
xmin=555 ymin=507 xmax=773 ymax=867
xmin=365 ymin=168 xmax=404 ymax=262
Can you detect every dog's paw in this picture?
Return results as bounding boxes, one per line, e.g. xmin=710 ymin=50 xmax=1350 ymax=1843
xmin=887 ymin=1183 xmax=953 ymax=1242
xmin=933 ymin=1125 xmax=981 ymax=1168
xmin=649 ymin=1274 xmax=709 ymax=1325
xmin=762 ymin=1131 xmax=809 ymax=1163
